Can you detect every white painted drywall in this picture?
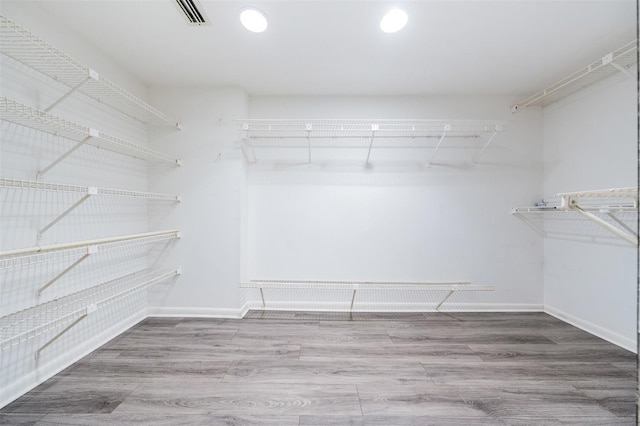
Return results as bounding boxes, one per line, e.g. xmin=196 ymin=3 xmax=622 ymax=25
xmin=245 ymin=96 xmax=544 ymax=311
xmin=146 ymin=87 xmax=249 ymax=317
xmin=542 ymin=72 xmax=638 ymax=352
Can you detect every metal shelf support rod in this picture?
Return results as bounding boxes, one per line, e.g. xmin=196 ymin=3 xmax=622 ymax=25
xmin=365 ymin=125 xmax=379 ymax=165
xmin=38 ymin=191 xmax=95 ymax=238
xmin=306 ymin=124 xmax=312 ymax=164
xmin=610 ymin=61 xmax=634 ymax=78
xmin=607 ymin=212 xmax=638 ymax=237
xmin=428 ymin=124 xmax=451 ymax=165
xmin=259 ymin=287 xmax=266 ymax=308
xmin=34 ymin=309 xmax=89 ymax=359
xmin=37 ymin=246 xmax=97 ymax=296
xmin=350 ymin=288 xmax=357 ymax=312
xmin=435 ymin=290 xmax=455 ymax=312
xmin=570 ymin=202 xmax=637 ymax=246
xmin=37 ymin=130 xmax=98 ymax=179
xmin=44 ymin=71 xmax=97 ymax=113
xmin=472 ymin=128 xmax=499 ymax=164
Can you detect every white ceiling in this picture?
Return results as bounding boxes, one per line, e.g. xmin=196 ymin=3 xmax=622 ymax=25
xmin=5 ymin=0 xmax=637 ymax=96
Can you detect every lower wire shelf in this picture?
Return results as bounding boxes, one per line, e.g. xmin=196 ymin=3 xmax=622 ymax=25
xmin=241 ymin=280 xmax=494 ymax=312
xmin=0 ymin=268 xmax=180 ymax=356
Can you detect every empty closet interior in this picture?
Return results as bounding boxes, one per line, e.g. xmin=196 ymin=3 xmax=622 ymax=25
xmin=0 ymin=0 xmax=637 ymax=409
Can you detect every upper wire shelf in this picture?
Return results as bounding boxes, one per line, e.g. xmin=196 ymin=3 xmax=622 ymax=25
xmin=512 ymin=40 xmax=638 ymax=112
xmin=0 ymin=178 xmax=181 ymax=202
xmin=0 ymin=268 xmax=180 ymax=352
xmin=0 ymin=97 xmax=180 ymax=166
xmin=0 ymin=15 xmax=179 ymax=128
xmin=236 ymin=119 xmax=503 ymax=140
xmin=235 ymin=119 xmax=504 ymax=165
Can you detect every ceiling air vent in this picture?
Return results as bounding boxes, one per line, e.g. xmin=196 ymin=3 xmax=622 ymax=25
xmin=175 ymin=0 xmax=209 ymax=25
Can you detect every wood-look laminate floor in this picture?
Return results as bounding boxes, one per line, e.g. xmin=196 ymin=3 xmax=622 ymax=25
xmin=1 ymin=311 xmax=637 ymax=425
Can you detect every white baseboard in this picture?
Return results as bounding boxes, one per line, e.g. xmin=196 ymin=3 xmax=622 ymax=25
xmin=544 ymin=305 xmax=637 ymax=353
xmin=148 ymin=306 xmax=245 ymax=319
xmin=0 ymin=311 xmax=146 ymax=410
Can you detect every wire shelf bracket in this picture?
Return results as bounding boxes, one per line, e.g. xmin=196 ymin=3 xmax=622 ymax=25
xmin=511 ymin=40 xmax=638 ymax=112
xmin=0 ymin=15 xmax=180 ymax=128
xmin=241 ymin=280 xmax=494 ymax=313
xmin=512 ymin=187 xmax=638 ymax=246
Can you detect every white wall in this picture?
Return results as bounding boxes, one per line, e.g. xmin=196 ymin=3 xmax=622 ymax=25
xmin=0 ymin=4 xmax=176 ymax=407
xmin=542 ymin=72 xmax=638 ymax=351
xmin=245 ymin=95 xmax=544 ymax=311
xmin=147 ymin=87 xmax=249 ymax=318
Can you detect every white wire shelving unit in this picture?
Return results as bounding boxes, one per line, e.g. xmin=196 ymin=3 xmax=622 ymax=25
xmin=512 ymin=187 xmax=638 ymax=246
xmin=512 ymin=40 xmax=638 ymax=112
xmin=0 ymin=97 xmax=181 ymax=178
xmin=0 ymin=178 xmax=181 ymax=239
xmin=0 ymin=230 xmax=180 ymax=297
xmin=0 ymin=15 xmax=180 ymax=128
xmin=241 ymin=279 xmax=494 ymax=312
xmin=235 ymin=119 xmax=504 ymax=165
xmin=0 ymin=268 xmax=181 ymax=357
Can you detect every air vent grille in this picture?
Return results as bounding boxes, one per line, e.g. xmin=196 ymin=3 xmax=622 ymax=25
xmin=175 ymin=0 xmax=209 ymax=25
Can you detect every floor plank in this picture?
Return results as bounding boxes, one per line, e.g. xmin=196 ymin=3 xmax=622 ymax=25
xmin=0 ymin=310 xmax=635 ymax=424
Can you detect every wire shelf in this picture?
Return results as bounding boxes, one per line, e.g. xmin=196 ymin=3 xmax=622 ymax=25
xmin=512 ymin=40 xmax=638 ymax=111
xmin=0 ymin=230 xmax=180 ymax=269
xmin=242 ymin=280 xmax=494 ymax=312
xmin=0 ymin=178 xmax=180 ymax=202
xmin=512 ymin=187 xmax=638 ymax=245
xmin=0 ymin=15 xmax=178 ymax=127
xmin=242 ymin=280 xmax=492 ymax=292
xmin=236 ymin=119 xmax=504 ymax=165
xmin=0 ymin=97 xmax=179 ymax=164
xmin=0 ymin=268 xmax=180 ymax=351
xmin=236 ymin=119 xmax=504 ymax=141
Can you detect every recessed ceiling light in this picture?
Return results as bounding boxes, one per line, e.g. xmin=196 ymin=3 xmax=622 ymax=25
xmin=240 ymin=8 xmax=268 ymax=33
xmin=380 ymin=9 xmax=408 ymax=33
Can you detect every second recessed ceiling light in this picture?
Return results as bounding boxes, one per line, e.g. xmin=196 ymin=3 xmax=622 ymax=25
xmin=240 ymin=8 xmax=268 ymax=33
xmin=380 ymin=9 xmax=408 ymax=33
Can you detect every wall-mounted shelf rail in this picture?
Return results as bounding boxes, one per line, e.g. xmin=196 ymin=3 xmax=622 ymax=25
xmin=0 ymin=97 xmax=181 ymax=177
xmin=0 ymin=178 xmax=181 ymax=239
xmin=512 ymin=40 xmax=638 ymax=112
xmin=0 ymin=268 xmax=181 ymax=356
xmin=0 ymin=15 xmax=180 ymax=128
xmin=241 ymin=280 xmax=494 ymax=312
xmin=235 ymin=119 xmax=504 ymax=165
xmin=512 ymin=187 xmax=638 ymax=245
xmin=0 ymin=230 xmax=180 ymax=272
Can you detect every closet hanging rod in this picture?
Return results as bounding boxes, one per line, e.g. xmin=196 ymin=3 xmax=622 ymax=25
xmin=0 ymin=230 xmax=180 ymax=259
